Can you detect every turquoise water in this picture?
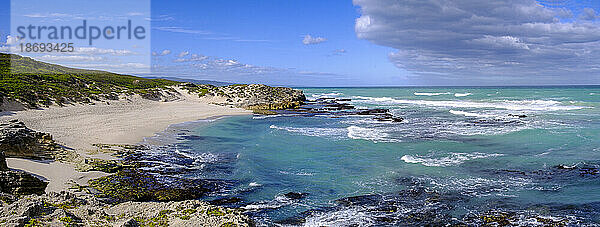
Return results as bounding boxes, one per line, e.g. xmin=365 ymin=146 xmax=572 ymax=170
xmin=146 ymin=86 xmax=600 ymax=225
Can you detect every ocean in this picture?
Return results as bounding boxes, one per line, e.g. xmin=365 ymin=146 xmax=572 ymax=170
xmin=142 ymin=86 xmax=600 ymax=226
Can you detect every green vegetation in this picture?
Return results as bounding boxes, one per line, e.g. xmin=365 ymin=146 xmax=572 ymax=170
xmin=0 ymin=53 xmax=180 ymax=108
xmin=220 ymin=222 xmax=237 ymax=227
xmin=206 ymin=208 xmax=225 ymax=216
xmin=58 ymin=216 xmax=74 ymax=226
xmin=88 ymin=168 xmax=211 ymax=202
xmin=24 ymin=218 xmax=43 ymax=227
xmin=77 ymin=158 xmax=126 ymax=173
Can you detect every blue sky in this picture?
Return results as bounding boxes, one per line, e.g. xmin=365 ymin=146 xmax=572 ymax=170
xmin=2 ymin=0 xmax=600 ymax=86
xmin=150 ymin=0 xmax=405 ymax=86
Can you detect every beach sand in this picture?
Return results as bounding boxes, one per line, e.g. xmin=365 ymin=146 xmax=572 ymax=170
xmin=0 ymin=88 xmax=251 ymax=192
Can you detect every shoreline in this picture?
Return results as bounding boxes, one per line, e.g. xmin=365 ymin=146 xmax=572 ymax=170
xmin=0 ymin=90 xmax=252 ymax=192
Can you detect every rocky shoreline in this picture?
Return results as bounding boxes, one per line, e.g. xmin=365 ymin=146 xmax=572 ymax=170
xmin=0 ymin=119 xmax=255 ymax=226
xmin=0 ymin=80 xmax=312 ymax=226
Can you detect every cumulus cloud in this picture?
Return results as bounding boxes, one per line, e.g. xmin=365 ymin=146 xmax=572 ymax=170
xmin=152 ymin=49 xmax=171 ymax=56
xmin=76 ymin=47 xmax=135 ymax=56
xmin=6 ymin=36 xmax=21 ymax=45
xmin=302 ymin=35 xmax=327 ymax=45
xmin=353 ymin=0 xmax=600 ymax=84
xmin=581 ymin=8 xmax=599 ymax=20
xmin=177 ymin=51 xmax=189 ymax=58
xmin=173 ymin=54 xmax=208 ymax=62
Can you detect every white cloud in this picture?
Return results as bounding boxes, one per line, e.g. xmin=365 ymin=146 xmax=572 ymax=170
xmin=302 ymin=35 xmax=327 ymax=45
xmin=581 ymin=8 xmax=598 ymax=20
xmin=6 ymin=36 xmax=21 ymax=45
xmin=154 ymin=27 xmax=212 ymax=35
xmin=76 ymin=47 xmax=135 ymax=56
xmin=471 ymin=35 xmax=530 ymax=50
xmin=173 ymin=54 xmax=208 ymax=62
xmin=152 ymin=49 xmax=171 ymax=56
xmin=332 ymin=48 xmax=347 ymax=55
xmin=146 ymin=15 xmax=175 ymax=22
xmin=36 ymin=55 xmax=103 ymax=62
xmin=177 ymin=51 xmax=189 ymax=58
xmin=353 ymin=0 xmax=600 ymax=84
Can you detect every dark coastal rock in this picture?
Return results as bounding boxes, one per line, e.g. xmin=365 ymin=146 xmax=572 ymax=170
xmin=0 ymin=119 xmax=61 ymax=159
xmin=283 ymin=192 xmax=308 ymax=200
xmin=88 ymin=167 xmax=228 ymax=202
xmin=493 ymin=163 xmax=599 ymax=181
xmin=508 ymin=114 xmax=528 ymax=118
xmin=374 ymin=113 xmax=404 ymax=122
xmin=0 ymin=151 xmax=8 ymax=171
xmin=0 ymin=171 xmax=47 ymax=195
xmin=356 ymin=108 xmax=389 ymax=115
xmin=209 ymin=197 xmax=243 ymax=206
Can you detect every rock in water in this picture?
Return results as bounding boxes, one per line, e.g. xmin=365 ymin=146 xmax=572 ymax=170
xmin=0 ymin=119 xmax=61 ymax=159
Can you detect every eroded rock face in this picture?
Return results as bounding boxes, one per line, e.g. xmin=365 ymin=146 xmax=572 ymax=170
xmin=0 ymin=191 xmax=253 ymax=226
xmin=0 ymin=151 xmax=8 ymax=171
xmin=182 ymin=83 xmax=307 ymax=110
xmin=0 ymin=119 xmax=60 ymax=159
xmin=0 ymin=171 xmax=47 ymax=195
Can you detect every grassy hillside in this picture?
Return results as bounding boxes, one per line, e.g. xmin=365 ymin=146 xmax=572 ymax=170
xmin=0 ymin=53 xmax=180 ymax=108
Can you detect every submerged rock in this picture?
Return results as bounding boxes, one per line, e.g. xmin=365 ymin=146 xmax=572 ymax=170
xmin=88 ymin=167 xmax=226 ymax=202
xmin=283 ymin=192 xmax=308 ymax=200
xmin=356 ymin=108 xmax=389 ymax=115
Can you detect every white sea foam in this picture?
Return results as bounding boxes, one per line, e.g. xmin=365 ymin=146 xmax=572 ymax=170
xmin=279 ymin=170 xmax=314 ymax=176
xmin=249 ymin=182 xmax=262 ymax=187
xmin=252 ymin=114 xmax=280 ymax=119
xmin=426 ymin=176 xmax=534 ymax=197
xmin=303 ymin=207 xmax=376 ymax=227
xmin=401 ymin=152 xmax=504 ymax=167
xmin=352 ymin=96 xmax=586 ymax=111
xmin=347 ymin=126 xmax=399 ymax=143
xmin=449 ymin=110 xmax=495 ymax=118
xmin=311 ymin=92 xmax=343 ymax=98
xmin=270 ymin=125 xmax=345 ymax=138
xmin=241 ymin=194 xmax=298 ymax=210
xmin=414 ymin=92 xmax=451 ymax=96
xmin=454 ymin=92 xmax=472 ymax=97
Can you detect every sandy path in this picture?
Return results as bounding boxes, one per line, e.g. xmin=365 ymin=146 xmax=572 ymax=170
xmin=0 ymin=89 xmax=251 ymax=192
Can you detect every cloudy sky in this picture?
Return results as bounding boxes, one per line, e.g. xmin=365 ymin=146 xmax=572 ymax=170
xmin=1 ymin=0 xmax=600 ymax=86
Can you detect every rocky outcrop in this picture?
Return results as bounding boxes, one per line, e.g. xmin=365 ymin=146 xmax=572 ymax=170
xmin=0 ymin=151 xmax=8 ymax=171
xmin=0 ymin=119 xmax=62 ymax=159
xmin=182 ymin=83 xmax=306 ymax=110
xmin=0 ymin=191 xmax=253 ymax=226
xmin=0 ymin=171 xmax=47 ymax=195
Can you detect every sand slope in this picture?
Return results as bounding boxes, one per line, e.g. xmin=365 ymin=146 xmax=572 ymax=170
xmin=0 ymin=88 xmax=251 ymax=191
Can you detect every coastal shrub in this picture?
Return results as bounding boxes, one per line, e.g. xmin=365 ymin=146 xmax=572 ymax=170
xmin=206 ymin=208 xmax=225 ymax=216
xmin=0 ymin=53 xmax=181 ymax=108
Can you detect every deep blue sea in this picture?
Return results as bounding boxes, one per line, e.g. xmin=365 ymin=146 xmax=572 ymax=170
xmin=143 ymin=86 xmax=600 ymax=226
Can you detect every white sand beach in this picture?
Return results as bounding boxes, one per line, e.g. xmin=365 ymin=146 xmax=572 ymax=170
xmin=0 ymin=88 xmax=251 ymax=192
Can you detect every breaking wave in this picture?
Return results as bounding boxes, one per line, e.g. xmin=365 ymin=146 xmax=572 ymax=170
xmin=414 ymin=92 xmax=451 ymax=96
xmin=347 ymin=126 xmax=399 ymax=143
xmin=401 ymin=152 xmax=504 ymax=167
xmin=352 ymin=96 xmax=587 ymax=111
